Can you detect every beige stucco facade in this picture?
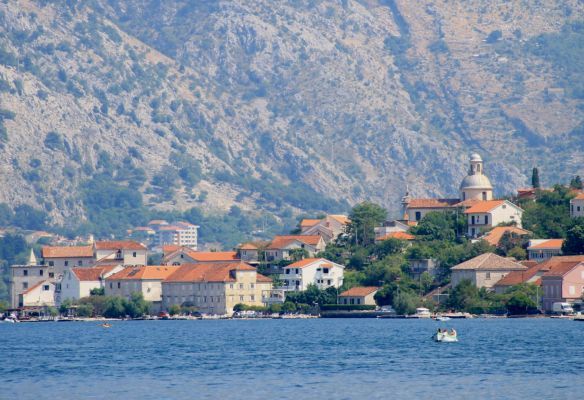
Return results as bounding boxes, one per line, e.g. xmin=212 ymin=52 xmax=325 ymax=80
xmin=10 ymin=264 xmax=55 ymax=308
xmin=451 ymin=269 xmax=513 ymax=290
xmin=339 ymin=292 xmax=377 ymax=306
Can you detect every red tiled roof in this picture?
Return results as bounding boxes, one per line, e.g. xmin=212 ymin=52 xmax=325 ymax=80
xmin=574 ymin=193 xmax=584 ymax=200
xmin=542 ymin=261 xmax=583 ymax=277
xmin=408 ymin=198 xmax=460 ymax=209
xmin=23 ymin=280 xmax=48 ymax=295
xmin=377 ymin=232 xmax=415 ymax=241
xmin=329 ymin=215 xmax=350 ymax=225
xmin=300 ymin=219 xmax=322 ymax=227
xmin=537 ymin=255 xmax=584 ymax=273
xmin=481 ymin=226 xmax=531 ymax=246
xmin=340 ymin=286 xmax=379 ymax=297
xmin=72 ymin=266 xmax=118 ymax=281
xmin=95 ymin=241 xmax=146 ymax=251
xmin=186 ymin=251 xmax=239 ymax=262
xmin=267 ymin=235 xmax=322 ymax=249
xmin=164 ymin=262 xmax=257 ymax=283
xmin=285 ymin=258 xmax=322 ymax=269
xmin=528 ymin=239 xmax=564 ymax=250
xmin=107 ymin=266 xmax=177 ymax=281
xmin=451 ymin=253 xmax=526 ymax=271
xmin=494 ymin=264 xmax=545 ymax=287
xmin=41 ymin=246 xmax=93 ymax=258
xmin=464 ymin=200 xmax=506 ymax=214
xmin=162 ymin=245 xmax=182 ymax=255
xmin=256 ymin=273 xmax=273 ymax=283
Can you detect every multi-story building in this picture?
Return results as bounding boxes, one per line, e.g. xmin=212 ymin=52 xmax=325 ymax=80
xmin=542 ymin=261 xmax=584 ymax=312
xmin=10 ymin=250 xmax=56 ymax=308
xmin=94 ymin=241 xmax=148 ymax=266
xmin=157 ymin=222 xmax=199 ymax=249
xmin=464 ymin=200 xmax=523 ymax=238
xmin=265 ymin=235 xmax=326 ymax=264
xmin=280 ymin=258 xmax=344 ymax=291
xmin=450 ymin=253 xmax=526 ymax=290
xmin=299 ymin=215 xmax=350 ymax=243
xmin=163 ymin=248 xmax=239 ymax=265
xmin=105 ymin=266 xmax=178 ymax=312
xmin=527 ymin=239 xmax=564 ymax=262
xmin=41 ymin=245 xmax=94 ymax=275
xmin=161 ymin=262 xmax=273 ymax=315
xmin=570 ymin=193 xmax=584 ymax=218
xmin=60 ymin=265 xmax=123 ymax=303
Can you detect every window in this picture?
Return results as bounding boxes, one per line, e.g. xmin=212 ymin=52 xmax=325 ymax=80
xmin=23 ymin=269 xmax=28 ymax=276
xmin=250 ymin=284 xmax=255 ymax=289
xmin=482 ymin=192 xmax=487 ymax=200
xmin=78 ymin=260 xmax=82 ymax=266
xmin=239 ymin=284 xmax=244 ymax=289
xmin=23 ymin=282 xmax=28 ymax=289
xmin=328 ymin=280 xmax=332 ymax=285
xmin=110 ymin=282 xmax=112 ymax=289
xmin=230 ymin=284 xmax=234 ymax=289
xmin=350 ymin=298 xmax=354 ymax=305
xmin=286 ymin=269 xmax=290 ymax=275
xmin=344 ymin=298 xmax=348 ymax=305
xmin=39 ymin=269 xmax=44 ymax=276
xmin=64 ymin=261 xmax=69 ymax=267
xmin=117 ymin=282 xmax=121 ymax=289
xmin=49 ymin=272 xmax=54 ymax=278
xmin=415 ymin=211 xmax=421 ymax=221
xmin=486 ymin=272 xmax=491 ymax=280
xmin=462 ymin=192 xmax=466 ymax=200
xmin=43 ymin=285 xmax=50 ymax=291
xmin=484 ymin=215 xmax=489 ymax=225
xmin=578 ymin=206 xmax=581 ymax=212
xmin=48 ymin=261 xmax=54 ymax=267
xmin=471 ymin=216 xmax=475 ymax=225
xmin=323 ymin=268 xmax=329 ymax=274
xmin=357 ymin=299 xmax=361 ymax=305
xmin=240 ymin=296 xmax=244 ymax=301
xmin=133 ymin=252 xmax=137 ymax=257
xmin=251 ymin=295 xmax=255 ymax=301
xmin=204 ymin=296 xmax=207 ymax=303
xmin=295 ymin=269 xmax=299 ymax=274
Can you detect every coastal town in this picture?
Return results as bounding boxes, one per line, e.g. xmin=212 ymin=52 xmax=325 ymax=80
xmin=2 ymin=154 xmax=584 ymax=322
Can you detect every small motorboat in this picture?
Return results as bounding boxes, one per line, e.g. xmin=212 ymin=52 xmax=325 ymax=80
xmin=435 ymin=316 xmax=451 ymax=322
xmin=0 ymin=317 xmax=17 ymax=323
xmin=100 ymin=323 xmax=112 ymax=328
xmin=433 ymin=329 xmax=458 ymax=342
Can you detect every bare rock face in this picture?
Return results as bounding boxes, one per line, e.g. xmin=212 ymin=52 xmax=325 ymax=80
xmin=0 ymin=0 xmax=582 ymax=226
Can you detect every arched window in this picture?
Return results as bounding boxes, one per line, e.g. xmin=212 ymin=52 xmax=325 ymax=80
xmin=482 ymin=192 xmax=487 ymax=200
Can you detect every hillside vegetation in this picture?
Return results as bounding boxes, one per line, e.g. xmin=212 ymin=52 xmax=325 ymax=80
xmin=0 ymin=0 xmax=582 ymax=238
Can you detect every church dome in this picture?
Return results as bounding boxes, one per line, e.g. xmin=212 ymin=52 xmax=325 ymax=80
xmin=470 ymin=153 xmax=482 ymax=162
xmin=459 ymin=174 xmax=493 ymax=190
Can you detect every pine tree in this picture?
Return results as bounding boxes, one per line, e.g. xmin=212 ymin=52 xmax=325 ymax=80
xmin=531 ymin=167 xmax=540 ymax=189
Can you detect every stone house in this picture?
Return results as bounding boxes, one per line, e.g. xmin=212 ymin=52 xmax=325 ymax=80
xmin=450 ymin=253 xmax=526 ymax=290
xmin=338 ymin=286 xmax=379 ymax=306
xmin=570 ymin=193 xmax=584 ymax=218
xmin=280 ymin=258 xmax=344 ymax=291
xmin=161 ymin=262 xmax=273 ymax=315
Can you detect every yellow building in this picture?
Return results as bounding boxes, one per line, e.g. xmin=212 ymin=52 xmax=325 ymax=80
xmin=161 ymin=262 xmax=272 ymax=315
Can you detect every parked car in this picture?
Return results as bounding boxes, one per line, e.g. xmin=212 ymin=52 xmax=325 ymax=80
xmin=552 ymin=302 xmax=574 ymax=315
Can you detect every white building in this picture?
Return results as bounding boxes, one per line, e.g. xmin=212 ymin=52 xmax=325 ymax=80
xmin=459 ymin=153 xmax=493 ymax=202
xmin=464 ymin=200 xmax=523 ymax=238
xmin=41 ymin=245 xmax=95 ymax=275
xmin=105 ymin=266 xmax=178 ymax=309
xmin=265 ymin=235 xmax=326 ymax=263
xmin=280 ymin=258 xmax=344 ymax=291
xmin=527 ymin=239 xmax=564 ymax=263
xmin=570 ymin=193 xmax=584 ymax=218
xmin=59 ymin=265 xmax=123 ymax=303
xmin=158 ymin=222 xmax=199 ymax=250
xmin=94 ymin=241 xmax=148 ymax=266
xmin=19 ymin=280 xmax=56 ymax=308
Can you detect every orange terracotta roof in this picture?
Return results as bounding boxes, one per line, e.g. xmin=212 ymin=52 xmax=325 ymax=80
xmin=451 ymin=253 xmax=526 ymax=271
xmin=329 ymin=215 xmax=350 ymax=225
xmin=162 ymin=245 xmax=182 ymax=255
xmin=528 ymin=239 xmax=564 ymax=250
xmin=300 ymin=219 xmax=322 ymax=227
xmin=494 ymin=264 xmax=545 ymax=287
xmin=148 ymin=220 xmax=168 ymax=225
xmin=481 ymin=226 xmax=531 ymax=246
xmin=72 ymin=266 xmax=118 ymax=281
xmin=186 ymin=251 xmax=239 ymax=262
xmin=267 ymin=235 xmax=322 ymax=249
xmin=537 ymin=255 xmax=584 ymax=274
xmin=377 ymin=232 xmax=415 ymax=241
xmin=95 ymin=241 xmax=146 ymax=251
xmin=574 ymin=193 xmax=584 ymax=200
xmin=408 ymin=198 xmax=460 ymax=209
xmin=519 ymin=260 xmax=538 ymax=268
xmin=339 ymin=286 xmax=379 ymax=297
xmin=285 ymin=258 xmax=323 ymax=269
xmin=164 ymin=262 xmax=257 ymax=283
xmin=464 ymin=200 xmax=506 ymax=214
xmin=239 ymin=243 xmax=258 ymax=250
xmin=543 ymin=261 xmax=583 ymax=277
xmin=106 ymin=266 xmax=177 ymax=281
xmin=42 ymin=245 xmax=93 ymax=258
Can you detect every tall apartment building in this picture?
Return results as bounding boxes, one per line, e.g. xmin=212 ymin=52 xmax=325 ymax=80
xmin=157 ymin=222 xmax=199 ymax=250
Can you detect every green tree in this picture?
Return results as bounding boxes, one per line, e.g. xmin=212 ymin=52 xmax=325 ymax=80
xmin=562 ymin=220 xmax=584 ymax=255
xmin=168 ymin=304 xmax=181 ymax=316
xmin=410 ymin=211 xmax=462 ymax=241
xmin=77 ymin=304 xmax=94 ymax=317
xmin=347 ymin=202 xmax=387 ymax=246
xmin=570 ymin=175 xmax=583 ymax=190
xmin=507 ymin=246 xmax=527 ymax=260
xmin=281 ymin=301 xmax=297 ymax=313
xmin=531 ymin=167 xmax=540 ymax=189
xmin=392 ymin=290 xmax=419 ymax=315
xmin=373 ymin=238 xmax=407 ymax=259
xmin=103 ymin=296 xmax=126 ymax=318
xmin=90 ymin=287 xmax=105 ymax=296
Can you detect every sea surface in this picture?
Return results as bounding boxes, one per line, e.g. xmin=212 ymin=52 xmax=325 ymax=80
xmin=1 ymin=318 xmax=582 ymax=399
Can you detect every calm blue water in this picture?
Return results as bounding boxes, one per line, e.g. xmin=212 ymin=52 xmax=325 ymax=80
xmin=1 ymin=318 xmax=582 ymax=399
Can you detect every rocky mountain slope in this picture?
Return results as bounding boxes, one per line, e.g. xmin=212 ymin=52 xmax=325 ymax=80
xmin=0 ymin=0 xmax=582 ymax=231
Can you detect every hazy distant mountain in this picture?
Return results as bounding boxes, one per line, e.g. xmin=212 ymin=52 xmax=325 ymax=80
xmin=0 ymin=0 xmax=582 ymax=230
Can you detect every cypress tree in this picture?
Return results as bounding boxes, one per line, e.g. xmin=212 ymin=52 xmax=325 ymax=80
xmin=531 ymin=167 xmax=540 ymax=189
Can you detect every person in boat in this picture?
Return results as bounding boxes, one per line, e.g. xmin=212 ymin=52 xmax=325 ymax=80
xmin=449 ymin=328 xmax=456 ymax=336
